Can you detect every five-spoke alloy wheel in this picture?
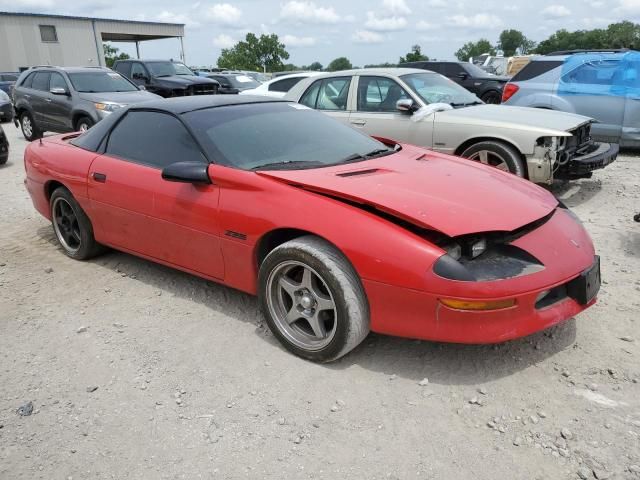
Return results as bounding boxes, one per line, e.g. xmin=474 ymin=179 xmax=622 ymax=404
xmin=259 ymin=236 xmax=370 ymax=362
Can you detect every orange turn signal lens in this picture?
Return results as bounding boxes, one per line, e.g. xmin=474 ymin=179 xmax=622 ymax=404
xmin=439 ymin=298 xmax=516 ymax=311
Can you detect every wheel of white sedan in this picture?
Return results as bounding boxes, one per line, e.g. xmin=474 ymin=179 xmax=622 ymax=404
xmin=258 ymin=236 xmax=370 ymax=362
xmin=461 ymin=140 xmax=526 ymax=177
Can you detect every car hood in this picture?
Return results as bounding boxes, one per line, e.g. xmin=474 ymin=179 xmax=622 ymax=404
xmin=156 ymin=75 xmax=216 ymax=85
xmin=258 ymin=145 xmax=558 ymax=237
xmin=77 ymin=90 xmax=162 ymax=104
xmin=437 ymin=105 xmax=592 ymax=134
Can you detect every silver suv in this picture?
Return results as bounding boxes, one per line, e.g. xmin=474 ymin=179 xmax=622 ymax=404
xmin=502 ymin=50 xmax=639 ymax=147
xmin=12 ymin=66 xmax=161 ymax=141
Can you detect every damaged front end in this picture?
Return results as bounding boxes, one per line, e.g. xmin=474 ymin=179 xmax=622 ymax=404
xmin=530 ymin=122 xmax=618 ymax=184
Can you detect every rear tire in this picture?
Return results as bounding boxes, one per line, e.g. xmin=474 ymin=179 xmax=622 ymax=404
xmin=50 ymin=187 xmax=105 ymax=260
xmin=20 ymin=111 xmax=41 ymax=141
xmin=75 ymin=116 xmax=94 ymax=132
xmin=461 ymin=140 xmax=526 ymax=177
xmin=259 ymin=236 xmax=370 ymax=362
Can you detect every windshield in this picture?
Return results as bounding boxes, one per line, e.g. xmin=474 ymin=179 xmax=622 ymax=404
xmin=184 ymin=102 xmax=392 ymax=170
xmin=68 ymin=72 xmax=139 ymax=93
xmin=401 ymin=73 xmax=481 ymax=106
xmin=146 ymin=62 xmax=194 ymax=77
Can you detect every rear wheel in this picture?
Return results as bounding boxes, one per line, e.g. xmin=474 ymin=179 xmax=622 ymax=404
xmin=259 ymin=236 xmax=369 ymax=362
xmin=75 ymin=116 xmax=94 ymax=132
xmin=461 ymin=140 xmax=526 ymax=177
xmin=50 ymin=188 xmax=104 ymax=260
xmin=20 ymin=111 xmax=41 ymax=141
xmin=481 ymin=90 xmax=502 ymax=104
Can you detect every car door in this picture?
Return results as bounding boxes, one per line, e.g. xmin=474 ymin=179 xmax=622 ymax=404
xmin=45 ymin=72 xmax=74 ymax=131
xmin=29 ymin=71 xmax=51 ymax=127
xmin=555 ymin=59 xmax=625 ymax=141
xmin=299 ymin=76 xmax=353 ymax=125
xmin=446 ymin=63 xmax=478 ymax=94
xmin=130 ymin=62 xmax=151 ymax=88
xmin=616 ymin=56 xmax=640 ymax=144
xmin=348 ymin=75 xmax=431 ymax=146
xmin=88 ymin=110 xmax=224 ymax=279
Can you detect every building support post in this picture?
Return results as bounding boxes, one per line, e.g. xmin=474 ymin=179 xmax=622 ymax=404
xmin=135 ymin=41 xmax=140 ymax=59
xmin=179 ymin=36 xmax=186 ymax=64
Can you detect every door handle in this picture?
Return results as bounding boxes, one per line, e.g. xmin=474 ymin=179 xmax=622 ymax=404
xmin=350 ymin=119 xmax=366 ymax=126
xmin=92 ymin=172 xmax=107 ymax=183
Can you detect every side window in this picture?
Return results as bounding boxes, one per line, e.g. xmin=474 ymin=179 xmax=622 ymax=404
xmin=50 ymin=72 xmax=68 ymax=91
xmin=31 ymin=72 xmax=51 ymax=91
xmin=563 ymin=61 xmax=619 ymax=85
xmin=357 ymin=76 xmax=410 ymax=112
xmin=300 ymin=80 xmax=321 ymax=107
xmin=213 ymin=76 xmax=231 ymax=87
xmin=114 ymin=62 xmax=131 ymax=77
xmin=300 ymin=78 xmax=351 ymax=110
xmin=425 ymin=63 xmax=442 ymax=74
xmin=445 ymin=63 xmax=467 ymax=77
xmin=106 ymin=111 xmax=206 ymax=169
xmin=2 ymin=74 xmax=17 ymax=81
xmin=268 ymin=77 xmax=302 ymax=92
xmin=131 ymin=63 xmax=148 ymax=80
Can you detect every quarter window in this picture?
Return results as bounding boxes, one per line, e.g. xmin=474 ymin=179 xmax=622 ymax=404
xmin=357 ymin=76 xmax=410 ymax=112
xmin=300 ymin=77 xmax=351 ymax=111
xmin=39 ymin=25 xmax=58 ymax=42
xmin=106 ymin=111 xmax=206 ymax=168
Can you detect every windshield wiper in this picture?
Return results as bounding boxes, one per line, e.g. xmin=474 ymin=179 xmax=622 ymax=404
xmin=251 ymin=160 xmax=325 ymax=171
xmin=155 ymin=74 xmax=172 ymax=78
xmin=337 ymin=148 xmax=395 ymax=165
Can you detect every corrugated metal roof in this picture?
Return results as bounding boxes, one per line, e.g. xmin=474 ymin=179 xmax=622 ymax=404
xmin=0 ymin=11 xmax=184 ymax=27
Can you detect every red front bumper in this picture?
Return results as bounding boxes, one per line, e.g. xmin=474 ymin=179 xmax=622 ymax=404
xmin=364 ymin=278 xmax=592 ymax=344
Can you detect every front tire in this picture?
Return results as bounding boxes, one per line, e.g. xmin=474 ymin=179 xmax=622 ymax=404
xmin=50 ymin=188 xmax=104 ymax=260
xmin=481 ymin=90 xmax=502 ymax=104
xmin=461 ymin=140 xmax=526 ymax=177
xmin=259 ymin=236 xmax=370 ymax=362
xmin=20 ymin=111 xmax=41 ymax=141
xmin=75 ymin=116 xmax=94 ymax=132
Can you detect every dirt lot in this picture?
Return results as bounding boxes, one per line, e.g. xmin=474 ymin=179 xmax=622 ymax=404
xmin=1 ymin=122 xmax=639 ymax=480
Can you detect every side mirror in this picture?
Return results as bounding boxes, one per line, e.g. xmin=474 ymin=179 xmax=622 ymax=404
xmin=50 ymin=87 xmax=69 ymax=96
xmin=396 ymin=99 xmax=416 ymax=113
xmin=161 ymin=162 xmax=211 ymax=184
xmin=138 ymin=85 xmax=146 ymax=91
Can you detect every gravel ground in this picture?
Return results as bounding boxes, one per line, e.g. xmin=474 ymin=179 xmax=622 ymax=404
xmin=1 ymin=122 xmax=639 ymax=480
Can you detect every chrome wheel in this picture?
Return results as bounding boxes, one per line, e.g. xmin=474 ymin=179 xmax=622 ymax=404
xmin=266 ymin=260 xmax=337 ymax=351
xmin=78 ymin=122 xmax=90 ymax=132
xmin=52 ymin=197 xmax=81 ymax=253
xmin=22 ymin=116 xmax=33 ymax=138
xmin=467 ymin=150 xmax=510 ymax=172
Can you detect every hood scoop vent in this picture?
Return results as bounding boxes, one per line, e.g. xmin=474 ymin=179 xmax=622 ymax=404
xmin=335 ymin=168 xmax=387 ymax=178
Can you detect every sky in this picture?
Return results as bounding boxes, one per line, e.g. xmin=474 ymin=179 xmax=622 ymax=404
xmin=1 ymin=0 xmax=639 ymax=67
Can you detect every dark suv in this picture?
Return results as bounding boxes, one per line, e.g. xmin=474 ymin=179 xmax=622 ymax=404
xmin=0 ymin=124 xmax=8 ymax=165
xmin=0 ymin=72 xmax=19 ymax=94
xmin=399 ymin=61 xmax=509 ymax=104
xmin=12 ymin=66 xmax=160 ymax=141
xmin=206 ymin=73 xmax=261 ymax=94
xmin=113 ymin=60 xmax=219 ymax=97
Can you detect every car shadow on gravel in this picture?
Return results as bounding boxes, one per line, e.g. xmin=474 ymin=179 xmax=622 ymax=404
xmin=550 ymin=178 xmax=603 ymax=208
xmin=329 ymin=320 xmax=577 ymax=385
xmin=36 ymin=225 xmax=578 ymax=384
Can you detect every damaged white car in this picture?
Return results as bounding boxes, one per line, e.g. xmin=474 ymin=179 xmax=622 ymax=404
xmin=285 ymin=68 xmax=618 ymax=184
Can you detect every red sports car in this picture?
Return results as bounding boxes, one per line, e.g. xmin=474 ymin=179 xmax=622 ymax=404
xmin=24 ymin=96 xmax=600 ymax=362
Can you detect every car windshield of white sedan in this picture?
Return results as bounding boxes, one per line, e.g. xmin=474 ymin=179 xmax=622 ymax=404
xmin=68 ymin=72 xmax=139 ymax=93
xmin=401 ymin=73 xmax=481 ymax=106
xmin=146 ymin=62 xmax=194 ymax=77
xmin=185 ymin=102 xmax=394 ymax=170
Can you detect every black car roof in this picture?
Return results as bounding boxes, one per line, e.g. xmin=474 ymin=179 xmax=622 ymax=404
xmin=130 ymin=95 xmax=289 ymax=115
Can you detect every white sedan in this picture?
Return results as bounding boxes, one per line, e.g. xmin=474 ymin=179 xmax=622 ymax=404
xmin=239 ymin=72 xmax=321 ymax=98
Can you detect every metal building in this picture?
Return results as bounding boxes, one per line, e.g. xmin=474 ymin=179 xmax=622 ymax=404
xmin=0 ymin=11 xmax=185 ymax=72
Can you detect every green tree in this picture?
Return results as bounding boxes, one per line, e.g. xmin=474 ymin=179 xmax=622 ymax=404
xmin=498 ymin=29 xmax=536 ymax=56
xmin=606 ymin=21 xmax=640 ymax=49
xmin=307 ymin=61 xmax=323 ymax=71
xmin=103 ymin=43 xmax=130 ymax=68
xmin=327 ymin=57 xmax=353 ymax=71
xmin=399 ymin=44 xmax=428 ymax=63
xmin=364 ymin=62 xmax=397 ymax=68
xmin=535 ymin=28 xmax=606 ymax=54
xmin=455 ymin=39 xmax=495 ymax=61
xmin=217 ymin=33 xmax=289 ymax=72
